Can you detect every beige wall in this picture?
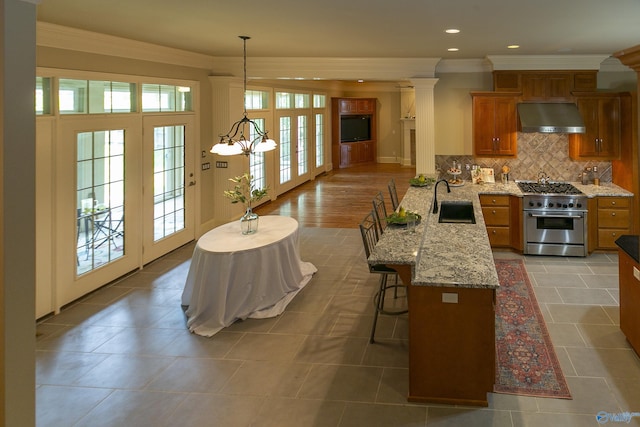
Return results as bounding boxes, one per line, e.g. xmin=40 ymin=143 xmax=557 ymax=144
xmin=434 ymin=72 xmax=493 ymax=155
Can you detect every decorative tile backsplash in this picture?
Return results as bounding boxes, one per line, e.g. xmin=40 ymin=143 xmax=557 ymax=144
xmin=436 ymin=133 xmax=612 ymax=183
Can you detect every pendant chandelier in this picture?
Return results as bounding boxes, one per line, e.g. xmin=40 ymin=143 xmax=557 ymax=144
xmin=210 ymin=36 xmax=277 ymax=156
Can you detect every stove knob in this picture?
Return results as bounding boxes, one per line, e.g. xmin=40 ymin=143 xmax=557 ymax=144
xmin=577 ymin=203 xmax=582 ymax=208
xmin=529 ymin=202 xmax=534 ymax=207
xmin=537 ymin=202 xmax=542 ymax=207
xmin=569 ymin=203 xmax=574 ymax=208
xmin=548 ymin=203 xmax=554 ymax=208
xmin=563 ymin=204 xmax=568 ymax=208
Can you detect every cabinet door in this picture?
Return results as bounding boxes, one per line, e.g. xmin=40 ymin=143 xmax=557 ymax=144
xmin=339 ymin=99 xmax=357 ymax=114
xmin=473 ymin=97 xmax=499 ymax=156
xmin=597 ymin=97 xmax=621 ymax=158
xmin=357 ymin=99 xmax=375 ymax=114
xmin=493 ymin=97 xmax=517 ymax=155
xmin=361 ymin=141 xmax=375 ymax=162
xmin=575 ymin=98 xmax=600 ymax=157
xmin=473 ymin=95 xmax=516 ymax=157
xmin=572 ymin=96 xmax=621 ymax=159
xmin=340 ymin=143 xmax=353 ymax=167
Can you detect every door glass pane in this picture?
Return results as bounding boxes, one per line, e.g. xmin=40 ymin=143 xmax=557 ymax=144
xmin=315 ymin=113 xmax=324 ymax=167
xmin=249 ymin=118 xmax=267 ymax=191
xmin=153 ymin=125 xmax=186 ymax=241
xmin=297 ymin=115 xmax=308 ymax=175
xmin=76 ymin=130 xmax=125 ymax=275
xmin=279 ymin=116 xmax=291 ymax=184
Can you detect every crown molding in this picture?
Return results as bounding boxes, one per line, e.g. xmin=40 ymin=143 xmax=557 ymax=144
xmin=486 ymin=54 xmax=611 ymax=71
xmin=614 ymin=44 xmax=640 ymax=71
xmin=210 ymin=57 xmax=442 ymax=81
xmin=436 ymin=58 xmax=492 ymax=74
xmin=599 ymin=56 xmax=634 ymax=73
xmin=37 ymin=22 xmax=214 ymax=70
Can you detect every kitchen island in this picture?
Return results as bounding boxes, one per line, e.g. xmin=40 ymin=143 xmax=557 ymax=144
xmin=368 ymin=179 xmax=633 ymax=406
xmin=368 ymin=182 xmax=501 ymax=406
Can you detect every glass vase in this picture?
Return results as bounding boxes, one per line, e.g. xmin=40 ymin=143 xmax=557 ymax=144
xmin=240 ymin=207 xmax=259 ymax=235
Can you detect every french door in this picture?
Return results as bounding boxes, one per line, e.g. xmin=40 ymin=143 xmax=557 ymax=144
xmin=56 ymin=116 xmax=141 ymax=306
xmin=54 ymin=115 xmax=196 ymax=308
xmin=142 ymin=115 xmax=196 ymax=264
xmin=277 ymin=112 xmax=312 ymax=194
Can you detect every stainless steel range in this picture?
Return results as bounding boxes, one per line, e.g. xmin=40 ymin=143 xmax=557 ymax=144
xmin=517 ymin=181 xmax=588 ymax=257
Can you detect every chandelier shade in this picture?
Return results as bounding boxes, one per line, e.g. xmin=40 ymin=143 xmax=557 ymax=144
xmin=210 ymin=36 xmax=277 ymax=157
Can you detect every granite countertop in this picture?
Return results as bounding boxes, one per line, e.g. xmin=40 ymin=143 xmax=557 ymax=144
xmin=412 ymin=183 xmax=500 ymax=289
xmin=367 ymin=179 xmax=633 ymax=290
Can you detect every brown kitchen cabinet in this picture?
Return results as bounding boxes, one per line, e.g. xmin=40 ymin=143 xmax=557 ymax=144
xmin=480 ymin=195 xmax=511 ymax=247
xmin=617 ymin=244 xmax=640 ymax=356
xmin=594 ymin=197 xmax=632 ymax=250
xmin=471 ymin=93 xmax=518 ymax=157
xmin=331 ymin=97 xmax=377 ymax=168
xmin=569 ymin=93 xmax=622 ymax=160
xmin=479 ymin=194 xmax=522 ymax=250
xmin=390 ymin=264 xmax=495 ymax=407
xmin=493 ymin=70 xmax=597 ymax=99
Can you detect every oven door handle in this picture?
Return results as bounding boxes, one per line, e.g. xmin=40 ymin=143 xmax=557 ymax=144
xmin=527 ymin=213 xmax=584 ymax=219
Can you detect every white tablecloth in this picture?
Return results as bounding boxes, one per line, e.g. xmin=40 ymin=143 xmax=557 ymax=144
xmin=181 ymin=215 xmax=317 ymax=337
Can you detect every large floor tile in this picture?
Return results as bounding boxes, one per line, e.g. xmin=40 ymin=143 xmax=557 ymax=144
xmin=297 ymin=364 xmax=384 ymax=402
xmin=256 ymin=397 xmax=346 ymax=427
xmin=72 ymin=389 xmax=187 ymax=427
xmin=36 ymin=385 xmax=113 ymax=427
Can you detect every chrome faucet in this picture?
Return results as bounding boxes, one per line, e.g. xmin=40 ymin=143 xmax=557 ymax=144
xmin=432 ymin=179 xmax=451 ymax=214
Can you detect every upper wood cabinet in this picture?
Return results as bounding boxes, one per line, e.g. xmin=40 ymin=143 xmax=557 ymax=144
xmin=569 ymin=93 xmax=623 ymax=160
xmin=471 ymin=92 xmax=518 ymax=157
xmin=337 ymin=98 xmax=375 ymax=114
xmin=493 ymin=70 xmax=597 ymax=101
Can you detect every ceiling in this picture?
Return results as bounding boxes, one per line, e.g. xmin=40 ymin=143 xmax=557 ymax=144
xmin=37 ymin=0 xmax=640 ymax=63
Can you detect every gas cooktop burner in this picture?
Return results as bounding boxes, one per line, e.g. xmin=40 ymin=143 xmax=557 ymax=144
xmin=517 ymin=181 xmax=583 ymax=195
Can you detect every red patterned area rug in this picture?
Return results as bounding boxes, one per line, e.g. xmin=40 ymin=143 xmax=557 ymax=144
xmin=494 ymin=259 xmax=572 ymax=399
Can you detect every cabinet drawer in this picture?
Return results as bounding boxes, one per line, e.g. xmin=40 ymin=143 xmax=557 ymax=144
xmin=598 ymin=209 xmax=630 ymax=228
xmin=479 ymin=195 xmax=510 ymax=206
xmin=599 ymin=229 xmax=630 ymax=249
xmin=487 ymin=227 xmax=510 ymax=246
xmin=598 ymin=197 xmax=630 ymax=209
xmin=482 ymin=206 xmax=510 ymax=226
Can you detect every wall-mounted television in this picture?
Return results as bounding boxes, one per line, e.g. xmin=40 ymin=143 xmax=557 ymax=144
xmin=340 ymin=115 xmax=371 ymax=142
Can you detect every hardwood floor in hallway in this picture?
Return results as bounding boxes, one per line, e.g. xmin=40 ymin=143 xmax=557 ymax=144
xmin=253 ymin=164 xmax=417 ymax=228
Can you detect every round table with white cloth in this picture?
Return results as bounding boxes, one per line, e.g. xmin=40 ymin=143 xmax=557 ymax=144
xmin=181 ymin=215 xmax=317 ymax=337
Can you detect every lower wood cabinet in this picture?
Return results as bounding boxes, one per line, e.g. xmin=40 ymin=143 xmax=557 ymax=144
xmin=479 ymin=194 xmax=521 ymax=250
xmin=618 ymin=247 xmax=640 ymax=356
xmin=594 ymin=197 xmax=632 ymax=250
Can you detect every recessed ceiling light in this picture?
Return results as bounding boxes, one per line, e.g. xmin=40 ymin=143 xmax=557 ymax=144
xmin=445 ymin=28 xmax=460 ymax=34
xmin=357 ymin=79 xmax=364 ymax=83
xmin=507 ymin=44 xmax=520 ymax=49
xmin=448 ymin=48 xmax=459 ymax=52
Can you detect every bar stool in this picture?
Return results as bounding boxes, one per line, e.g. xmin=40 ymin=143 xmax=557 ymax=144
xmin=359 ymin=210 xmax=407 ymax=343
xmin=372 ymin=191 xmax=388 ymax=235
xmin=388 ymin=178 xmax=399 ymax=211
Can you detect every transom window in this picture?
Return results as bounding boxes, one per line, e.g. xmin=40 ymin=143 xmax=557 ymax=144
xmin=59 ymin=79 xmax=137 ymax=114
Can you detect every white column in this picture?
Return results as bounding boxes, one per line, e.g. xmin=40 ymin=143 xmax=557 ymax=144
xmin=411 ymin=78 xmax=439 ymax=175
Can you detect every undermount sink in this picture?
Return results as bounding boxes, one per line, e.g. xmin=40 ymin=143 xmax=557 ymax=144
xmin=438 ymin=201 xmax=476 ymax=224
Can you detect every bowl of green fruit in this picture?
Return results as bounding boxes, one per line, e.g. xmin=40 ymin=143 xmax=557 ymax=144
xmin=386 ymin=207 xmax=421 ymax=227
xmin=409 ymin=174 xmax=435 ymax=188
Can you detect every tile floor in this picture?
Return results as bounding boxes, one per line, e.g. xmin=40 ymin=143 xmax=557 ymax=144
xmin=36 ymin=228 xmax=640 ymax=426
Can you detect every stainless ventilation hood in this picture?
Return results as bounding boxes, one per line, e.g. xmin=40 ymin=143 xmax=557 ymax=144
xmin=517 ymin=103 xmax=585 ymax=134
